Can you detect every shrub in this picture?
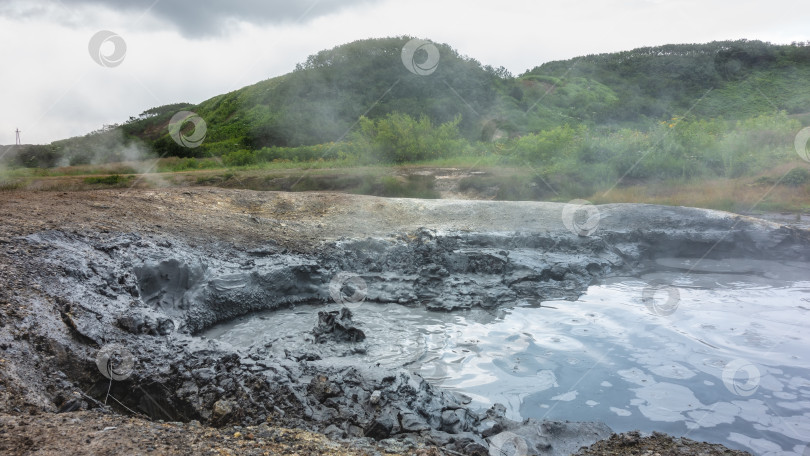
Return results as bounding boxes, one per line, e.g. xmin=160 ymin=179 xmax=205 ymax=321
xmin=508 ymin=125 xmax=581 ymax=164
xmin=222 ymin=150 xmax=257 ymax=167
xmin=783 ymin=167 xmax=810 ymax=187
xmin=352 ymin=112 xmax=467 ymax=163
xmin=83 ymin=174 xmax=132 ymax=185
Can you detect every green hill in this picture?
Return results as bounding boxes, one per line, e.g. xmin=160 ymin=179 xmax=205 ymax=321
xmin=526 ymin=40 xmax=810 ymax=123
xmin=144 ymin=36 xmax=510 ymax=157
xmin=5 ymin=37 xmax=810 ymax=169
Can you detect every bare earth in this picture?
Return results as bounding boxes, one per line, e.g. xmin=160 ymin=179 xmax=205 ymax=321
xmin=0 ymin=186 xmax=775 ymax=247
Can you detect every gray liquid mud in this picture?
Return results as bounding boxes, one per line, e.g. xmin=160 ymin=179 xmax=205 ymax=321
xmin=205 ymin=258 xmax=810 ymax=456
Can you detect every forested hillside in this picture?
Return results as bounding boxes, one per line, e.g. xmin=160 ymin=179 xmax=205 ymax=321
xmin=4 ymin=36 xmax=809 ymax=193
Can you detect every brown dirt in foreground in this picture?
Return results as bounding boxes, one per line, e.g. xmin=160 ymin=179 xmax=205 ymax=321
xmin=574 ymin=431 xmax=752 ymax=455
xmin=0 ymin=410 xmax=753 ymax=456
xmin=0 ymin=411 xmax=432 ymax=456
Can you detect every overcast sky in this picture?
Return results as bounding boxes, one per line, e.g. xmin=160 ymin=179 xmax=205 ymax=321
xmin=1 ymin=0 xmax=809 ymax=145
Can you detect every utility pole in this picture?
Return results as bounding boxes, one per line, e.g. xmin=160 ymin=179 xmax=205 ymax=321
xmin=15 ymin=128 xmax=21 ymax=145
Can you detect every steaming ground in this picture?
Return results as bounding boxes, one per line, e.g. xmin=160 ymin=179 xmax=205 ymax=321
xmin=2 ymin=187 xmax=807 ymax=455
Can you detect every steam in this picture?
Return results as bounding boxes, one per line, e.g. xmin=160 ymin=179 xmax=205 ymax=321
xmin=56 ymin=128 xmax=153 ymax=167
xmin=0 ymin=126 xmax=155 ymax=172
xmin=0 ymin=145 xmax=11 ymax=179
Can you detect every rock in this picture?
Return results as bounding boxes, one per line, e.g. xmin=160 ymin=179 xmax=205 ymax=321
xmin=440 ymin=409 xmax=460 ymax=433
xmin=477 ymin=419 xmax=502 ymax=438
xmin=192 ymin=368 xmax=215 ymax=382
xmin=312 ymin=308 xmax=365 ymax=343
xmin=462 ymin=442 xmax=489 ymax=456
xmin=488 ymin=431 xmax=530 ymax=456
xmin=426 ymin=430 xmax=455 ymax=447
xmin=486 ymin=403 xmax=507 ymax=420
xmin=365 ymin=416 xmax=395 ymax=439
xmin=346 ymin=424 xmax=364 ymax=438
xmin=400 ymin=412 xmax=430 ymax=432
xmin=155 ymin=318 xmax=175 ymax=335
xmin=369 ymin=390 xmax=382 ymax=405
xmin=323 ymin=424 xmax=343 ymax=439
xmin=308 ymin=375 xmax=340 ymax=403
xmin=502 ymin=419 xmax=613 ymax=456
xmin=57 ymin=398 xmax=85 ymax=413
xmin=176 ymin=381 xmax=199 ymax=398
xmin=116 ymin=313 xmax=174 ymax=336
xmin=212 ymin=400 xmax=234 ymax=421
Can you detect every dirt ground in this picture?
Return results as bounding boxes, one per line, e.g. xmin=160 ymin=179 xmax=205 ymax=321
xmin=0 ymin=411 xmax=752 ymax=456
xmin=0 ymin=185 xmax=781 ymax=247
xmin=0 ymin=410 xmax=435 ymax=456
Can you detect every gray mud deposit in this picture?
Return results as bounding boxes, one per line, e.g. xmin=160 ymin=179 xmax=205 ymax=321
xmin=2 ymin=199 xmax=808 ymax=455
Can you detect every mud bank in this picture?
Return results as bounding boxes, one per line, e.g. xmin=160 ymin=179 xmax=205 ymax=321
xmin=1 ymin=188 xmax=807 ymax=455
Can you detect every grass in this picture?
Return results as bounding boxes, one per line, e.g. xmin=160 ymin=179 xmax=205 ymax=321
xmin=454 ymin=162 xmax=810 ymax=213
xmin=2 ymin=163 xmax=140 ymax=178
xmin=459 ymin=174 xmax=554 ymax=201
xmin=592 ymin=176 xmax=810 ymax=213
xmin=353 ymin=175 xmax=440 ymax=199
xmin=3 ymin=154 xmax=809 ymax=213
xmin=83 ymin=174 xmax=134 ymax=186
xmin=155 ymin=157 xmax=223 ymax=173
xmin=192 ymin=168 xmax=440 ymax=199
xmin=0 ymin=180 xmax=25 ymax=191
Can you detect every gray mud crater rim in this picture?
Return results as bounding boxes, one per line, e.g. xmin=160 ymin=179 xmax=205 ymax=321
xmin=4 ymin=198 xmax=809 ymax=455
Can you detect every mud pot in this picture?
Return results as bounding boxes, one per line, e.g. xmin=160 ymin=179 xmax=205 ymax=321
xmin=1 ymin=188 xmax=808 ymax=455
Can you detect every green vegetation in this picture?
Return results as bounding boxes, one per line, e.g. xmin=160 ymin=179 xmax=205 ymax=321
xmin=0 ymin=180 xmax=25 ymax=191
xmin=83 ymin=174 xmax=134 ymax=186
xmin=783 ymin=167 xmax=810 ymax=186
xmin=189 ymin=167 xmax=440 ymax=199
xmin=2 ymin=37 xmax=809 ymax=210
xmin=155 ymin=157 xmax=223 ymax=172
xmin=351 ymin=113 xmax=466 ymax=163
